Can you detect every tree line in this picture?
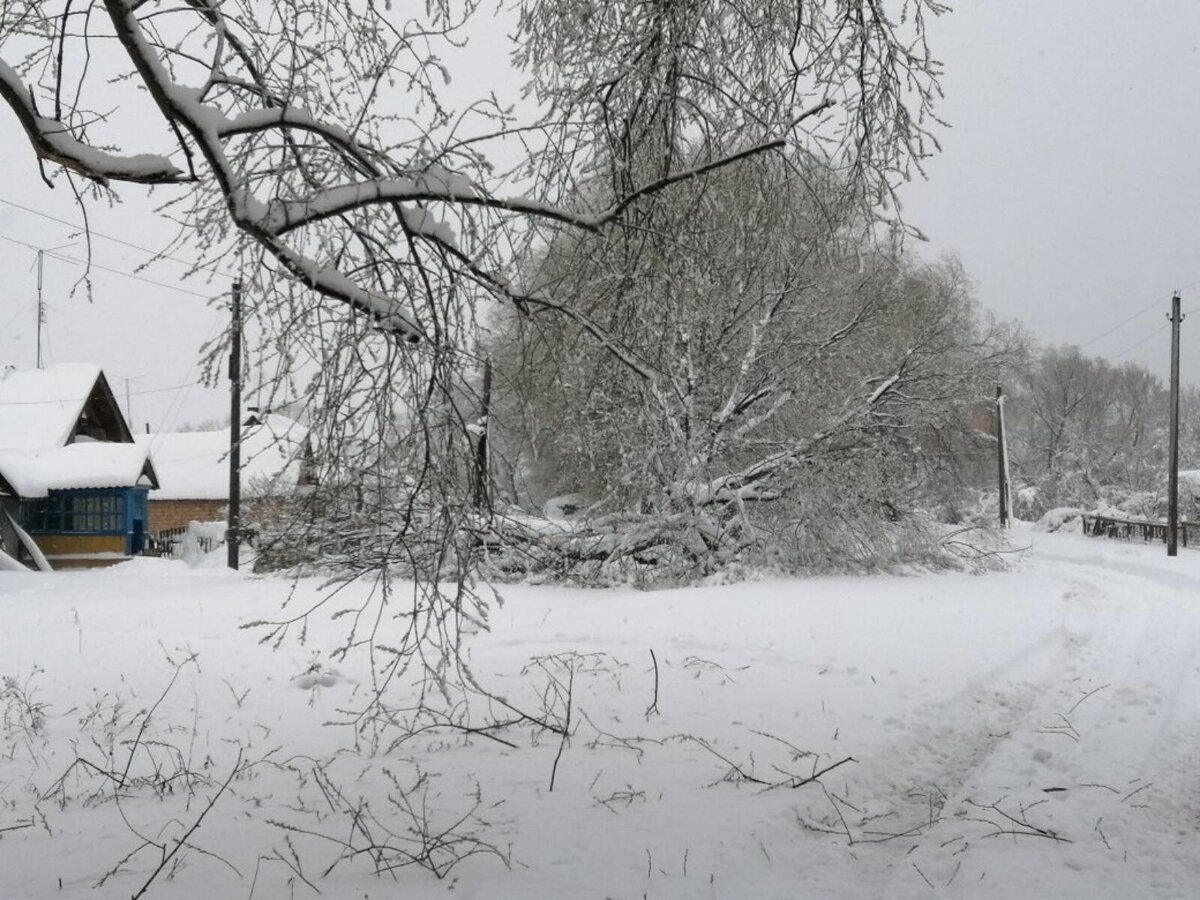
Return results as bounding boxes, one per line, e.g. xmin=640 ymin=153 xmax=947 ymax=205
xmin=1006 ymin=344 xmax=1200 ymax=522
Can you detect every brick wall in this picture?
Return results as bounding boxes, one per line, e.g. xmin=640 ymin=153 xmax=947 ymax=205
xmin=148 ymin=499 xmax=226 ymax=533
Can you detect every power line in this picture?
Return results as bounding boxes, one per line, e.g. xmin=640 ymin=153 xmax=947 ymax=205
xmin=0 ymin=195 xmax=233 ymax=277
xmin=1107 ymin=304 xmax=1200 ymax=362
xmin=1112 ymin=321 xmax=1172 ymax=362
xmin=151 ymin=310 xmax=228 ymax=445
xmin=0 ymin=231 xmax=218 ymax=299
xmin=1080 ymin=277 xmax=1200 ymax=351
xmin=0 ymin=379 xmax=207 ymax=406
xmin=1079 ymin=291 xmax=1172 ymax=350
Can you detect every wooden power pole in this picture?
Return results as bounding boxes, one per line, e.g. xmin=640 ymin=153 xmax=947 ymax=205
xmin=227 ymin=280 xmax=243 ymax=570
xmin=996 ymin=384 xmax=1011 ymax=528
xmin=1168 ymin=291 xmax=1184 ymax=557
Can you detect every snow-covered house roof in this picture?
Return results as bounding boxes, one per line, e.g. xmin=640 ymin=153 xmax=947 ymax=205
xmin=0 ymin=444 xmax=157 ymax=498
xmin=0 ymin=363 xmax=109 ymax=449
xmin=0 ymin=364 xmax=156 ymax=498
xmin=136 ymin=414 xmax=308 ymax=501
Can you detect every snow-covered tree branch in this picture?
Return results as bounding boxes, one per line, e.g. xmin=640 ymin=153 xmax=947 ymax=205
xmin=0 ymin=58 xmax=188 ymax=185
xmin=2 ymin=0 xmax=945 ymax=349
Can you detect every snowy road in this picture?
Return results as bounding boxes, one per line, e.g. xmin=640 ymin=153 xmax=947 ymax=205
xmin=1 ymin=526 xmax=1199 ymax=898
xmin=851 ymin=539 xmax=1200 ymax=899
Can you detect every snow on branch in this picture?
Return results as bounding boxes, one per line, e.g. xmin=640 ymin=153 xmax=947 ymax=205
xmin=261 ymin=138 xmax=822 ymax=238
xmin=867 ymin=373 xmax=900 ymax=405
xmin=262 ymin=168 xmax=476 ymax=236
xmin=259 ymin=101 xmax=835 ymax=240
xmin=683 ymin=359 xmax=909 ymax=505
xmin=100 ymin=0 xmax=425 ymax=343
xmin=0 ymin=58 xmax=188 ymax=186
xmin=15 ymin=1 xmax=829 ymax=352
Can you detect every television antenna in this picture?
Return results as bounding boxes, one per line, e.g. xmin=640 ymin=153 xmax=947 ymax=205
xmin=28 ymin=241 xmax=77 ymax=368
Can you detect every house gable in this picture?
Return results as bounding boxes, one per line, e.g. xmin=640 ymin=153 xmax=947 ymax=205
xmin=67 ymin=372 xmax=134 ymax=444
xmin=138 ymin=457 xmax=160 ymax=490
xmin=0 ymin=363 xmax=102 ymax=449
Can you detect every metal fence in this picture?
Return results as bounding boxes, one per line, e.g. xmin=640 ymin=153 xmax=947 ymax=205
xmin=1081 ymin=514 xmax=1193 ymax=549
xmin=144 ymin=525 xmax=222 ymax=559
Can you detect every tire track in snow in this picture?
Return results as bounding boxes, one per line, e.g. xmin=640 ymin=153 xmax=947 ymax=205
xmin=1024 ymin=554 xmax=1200 ymax=769
xmin=793 ymin=616 xmax=1082 ymax=897
xmin=1031 ymin=555 xmax=1200 ymax=896
xmin=873 ymin=548 xmax=1200 ymax=898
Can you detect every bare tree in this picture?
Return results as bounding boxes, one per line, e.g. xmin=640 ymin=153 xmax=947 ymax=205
xmin=1008 ymin=347 xmax=1172 ymax=516
xmin=486 ymin=157 xmax=1017 ymax=578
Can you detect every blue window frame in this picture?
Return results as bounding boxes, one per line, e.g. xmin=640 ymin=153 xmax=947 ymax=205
xmin=21 ymin=489 xmax=127 ymax=535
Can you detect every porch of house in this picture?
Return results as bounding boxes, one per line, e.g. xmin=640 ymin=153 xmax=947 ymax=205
xmin=18 ymin=488 xmax=150 ymax=569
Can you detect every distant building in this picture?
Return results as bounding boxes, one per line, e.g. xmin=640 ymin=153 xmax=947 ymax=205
xmin=0 ymin=364 xmax=159 ymax=568
xmin=136 ymin=414 xmax=311 ymax=534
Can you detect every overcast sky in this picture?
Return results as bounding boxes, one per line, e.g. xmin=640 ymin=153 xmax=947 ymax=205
xmin=902 ymin=1 xmax=1200 ymax=374
xmin=3 ymin=1 xmax=1200 ymax=431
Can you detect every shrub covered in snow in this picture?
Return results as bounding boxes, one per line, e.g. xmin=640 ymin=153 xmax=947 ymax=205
xmin=1035 ymin=507 xmax=1084 ymax=533
xmin=177 ymin=520 xmax=228 ymax=564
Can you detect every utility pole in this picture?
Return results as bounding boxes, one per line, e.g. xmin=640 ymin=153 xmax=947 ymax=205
xmin=473 ymin=357 xmax=493 ymax=509
xmin=227 ymin=280 xmax=243 ymax=570
xmin=996 ymin=384 xmax=1011 ymax=528
xmin=1168 ymin=291 xmax=1184 ymax=557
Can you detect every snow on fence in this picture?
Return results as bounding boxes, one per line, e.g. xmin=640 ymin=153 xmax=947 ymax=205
xmin=1081 ymin=513 xmax=1193 ymax=549
xmin=144 ymin=521 xmax=227 ymax=560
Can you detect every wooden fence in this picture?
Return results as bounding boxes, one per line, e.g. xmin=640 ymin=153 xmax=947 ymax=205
xmin=1081 ymin=514 xmax=1193 ymax=549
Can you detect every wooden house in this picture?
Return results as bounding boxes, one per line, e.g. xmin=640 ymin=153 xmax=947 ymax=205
xmin=0 ymin=364 xmax=159 ymax=568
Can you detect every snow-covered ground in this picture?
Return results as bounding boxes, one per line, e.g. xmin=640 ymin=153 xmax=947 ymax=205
xmin=2 ymin=526 xmax=1199 ymax=899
